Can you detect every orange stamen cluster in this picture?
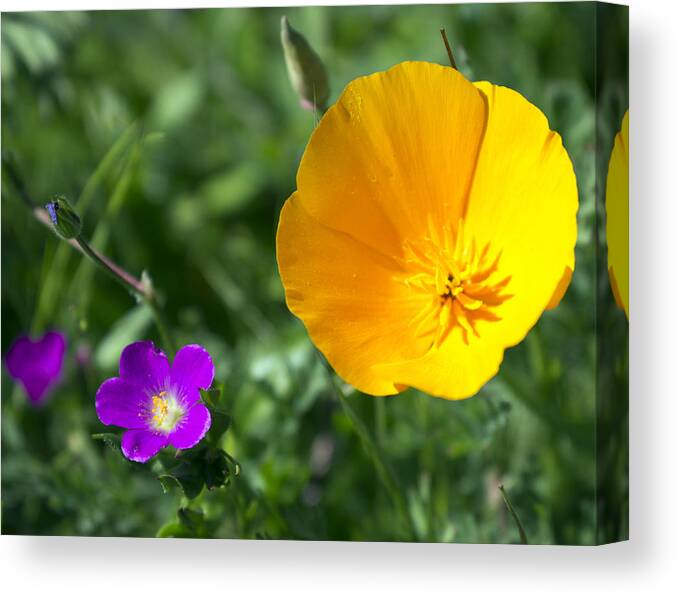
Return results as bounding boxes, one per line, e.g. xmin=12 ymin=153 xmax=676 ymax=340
xmin=399 ymin=218 xmax=511 ymax=349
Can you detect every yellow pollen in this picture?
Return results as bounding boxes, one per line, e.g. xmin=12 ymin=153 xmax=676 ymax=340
xmin=149 ymin=391 xmax=185 ymax=433
xmin=399 ymin=218 xmax=512 ymax=350
xmin=151 ymin=395 xmax=169 ymax=426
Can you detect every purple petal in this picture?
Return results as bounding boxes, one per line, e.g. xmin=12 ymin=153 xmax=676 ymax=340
xmin=170 ymin=344 xmax=215 ymax=392
xmin=5 ymin=331 xmax=66 ymax=403
xmin=5 ymin=337 xmax=31 ymax=378
xmin=119 ymin=341 xmax=169 ymax=389
xmin=21 ymin=372 xmax=54 ymax=404
xmin=95 ymin=377 xmax=150 ymax=429
xmin=169 ymin=403 xmax=211 ymax=450
xmin=121 ymin=429 xmax=169 ymax=463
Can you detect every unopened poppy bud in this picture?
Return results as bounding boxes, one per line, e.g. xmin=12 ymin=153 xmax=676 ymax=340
xmin=45 ymin=196 xmax=81 ymax=239
xmin=280 ymin=15 xmax=329 ymax=112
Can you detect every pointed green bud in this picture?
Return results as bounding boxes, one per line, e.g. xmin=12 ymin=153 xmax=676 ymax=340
xmin=45 ymin=196 xmax=81 ymax=239
xmin=280 ymin=15 xmax=329 ymax=112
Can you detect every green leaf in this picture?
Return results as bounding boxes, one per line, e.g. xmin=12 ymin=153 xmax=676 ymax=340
xmin=208 ymin=409 xmax=231 ymax=445
xmin=203 ymin=449 xmax=229 ymax=490
xmin=156 ymin=521 xmax=192 ymax=538
xmin=157 ymin=508 xmax=207 ymax=538
xmin=157 ymin=461 xmax=204 ymax=500
xmin=178 ymin=507 xmax=205 ymax=531
xmin=94 ymin=304 xmax=154 ymax=370
xmin=91 ymin=433 xmax=121 ymax=454
xmin=157 ymin=444 xmax=239 ymax=499
xmin=201 ymin=386 xmax=232 ymax=444
xmin=200 ymin=387 xmax=222 ymax=410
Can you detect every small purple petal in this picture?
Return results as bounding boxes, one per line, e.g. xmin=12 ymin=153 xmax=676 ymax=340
xmin=46 ymin=201 xmax=58 ymax=226
xmin=170 ymin=344 xmax=215 ymax=392
xmin=169 ymin=403 xmax=211 ymax=450
xmin=95 ymin=377 xmax=150 ymax=430
xmin=5 ymin=331 xmax=66 ymax=404
xmin=21 ymin=372 xmax=54 ymax=404
xmin=121 ymin=429 xmax=169 ymax=463
xmin=119 ymin=341 xmax=170 ymax=389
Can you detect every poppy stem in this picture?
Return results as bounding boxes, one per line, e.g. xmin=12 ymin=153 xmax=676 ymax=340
xmin=499 ymin=483 xmax=529 ymax=544
xmin=319 ymin=356 xmax=417 ymax=540
xmin=440 ymin=28 xmax=458 ymax=70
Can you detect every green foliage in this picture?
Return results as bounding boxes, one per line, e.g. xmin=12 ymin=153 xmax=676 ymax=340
xmin=157 ymin=445 xmax=238 ymax=500
xmin=1 ymin=4 xmax=627 ymax=543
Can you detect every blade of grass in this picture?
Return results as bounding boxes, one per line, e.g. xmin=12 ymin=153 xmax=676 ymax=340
xmin=76 ymin=123 xmax=141 ymax=214
xmin=68 ymin=134 xmax=144 ymax=321
xmin=30 ymin=123 xmax=142 ymax=333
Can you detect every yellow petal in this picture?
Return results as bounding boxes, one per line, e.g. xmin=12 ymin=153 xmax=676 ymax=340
xmin=608 ymin=266 xmax=626 ymax=313
xmin=373 ymin=325 xmax=504 ymax=400
xmin=294 ymin=61 xmax=488 ymax=256
xmin=606 ymin=110 xmax=629 ymax=318
xmin=276 ymin=193 xmax=431 ymax=395
xmin=463 ymin=82 xmax=578 ymax=349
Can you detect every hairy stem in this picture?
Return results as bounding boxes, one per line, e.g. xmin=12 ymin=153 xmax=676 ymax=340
xmin=74 ymin=234 xmax=176 ymax=355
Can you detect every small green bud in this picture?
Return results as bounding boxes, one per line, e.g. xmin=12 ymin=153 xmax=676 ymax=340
xmin=280 ymin=15 xmax=329 ymax=112
xmin=45 ymin=196 xmax=81 ymax=239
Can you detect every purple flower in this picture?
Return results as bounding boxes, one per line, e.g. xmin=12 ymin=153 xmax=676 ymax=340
xmin=95 ymin=341 xmax=214 ymax=463
xmin=5 ymin=331 xmax=66 ymax=405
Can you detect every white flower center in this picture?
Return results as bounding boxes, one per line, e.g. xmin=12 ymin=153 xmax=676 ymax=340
xmin=150 ymin=390 xmax=185 ymax=434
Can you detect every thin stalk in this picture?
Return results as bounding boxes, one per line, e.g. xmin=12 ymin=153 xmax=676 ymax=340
xmin=74 ymin=235 xmax=176 ymax=355
xmin=440 ymin=28 xmax=458 ymax=70
xmin=499 ymin=483 xmax=528 ymax=544
xmin=321 ymin=359 xmax=416 ymax=540
xmin=74 ymin=235 xmax=146 ymax=297
xmin=374 ymin=396 xmax=386 ymax=448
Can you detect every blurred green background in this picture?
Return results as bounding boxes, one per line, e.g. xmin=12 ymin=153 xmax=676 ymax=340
xmin=1 ymin=3 xmax=628 ymax=543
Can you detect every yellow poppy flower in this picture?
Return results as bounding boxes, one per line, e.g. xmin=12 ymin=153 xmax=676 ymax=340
xmin=606 ymin=110 xmax=629 ymax=318
xmin=276 ymin=61 xmax=578 ymax=400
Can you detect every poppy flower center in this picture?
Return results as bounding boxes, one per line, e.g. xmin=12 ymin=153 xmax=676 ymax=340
xmin=149 ymin=390 xmax=185 ymax=434
xmin=399 ymin=218 xmax=511 ymax=350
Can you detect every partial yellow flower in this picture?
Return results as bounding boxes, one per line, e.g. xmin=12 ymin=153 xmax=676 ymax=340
xmin=276 ymin=61 xmax=578 ymax=400
xmin=605 ymin=110 xmax=629 ymax=318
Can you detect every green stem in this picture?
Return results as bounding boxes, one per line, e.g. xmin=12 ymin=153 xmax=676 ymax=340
xmin=321 ymin=360 xmax=416 ymax=540
xmin=74 ymin=235 xmax=176 ymax=355
xmin=149 ymin=302 xmax=176 ymax=357
xmin=499 ymin=483 xmax=528 ymax=544
xmin=439 ymin=28 xmax=458 ymax=70
xmin=74 ymin=235 xmax=146 ymax=297
xmin=374 ymin=397 xmax=386 ymax=448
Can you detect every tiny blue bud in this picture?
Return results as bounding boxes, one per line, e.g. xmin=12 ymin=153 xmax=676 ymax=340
xmin=45 ymin=196 xmax=81 ymax=240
